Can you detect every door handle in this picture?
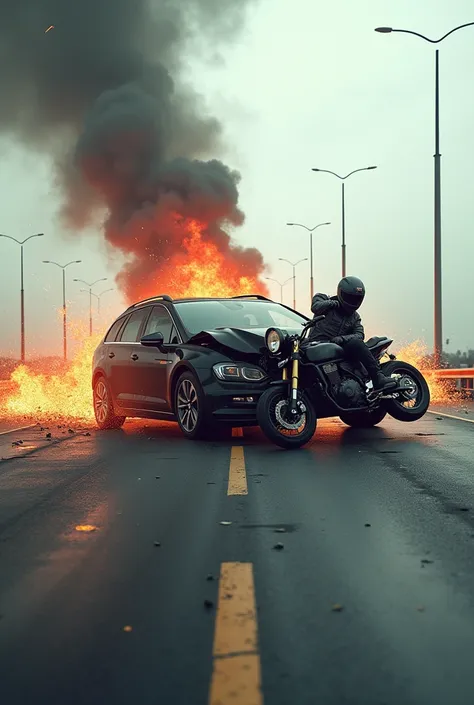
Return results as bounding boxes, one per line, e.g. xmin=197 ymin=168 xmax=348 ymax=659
xmin=108 ymin=351 xmax=115 ymax=358
xmin=130 ymin=353 xmax=139 ymax=361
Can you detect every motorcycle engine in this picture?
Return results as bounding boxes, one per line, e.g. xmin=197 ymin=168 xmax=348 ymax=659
xmin=335 ymin=376 xmax=366 ymax=408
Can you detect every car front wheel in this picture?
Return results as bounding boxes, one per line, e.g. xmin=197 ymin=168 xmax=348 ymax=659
xmin=174 ymin=371 xmax=212 ymax=440
xmin=93 ymin=375 xmax=126 ymax=430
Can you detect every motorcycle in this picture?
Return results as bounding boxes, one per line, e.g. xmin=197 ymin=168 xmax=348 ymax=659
xmin=256 ymin=316 xmax=431 ymax=449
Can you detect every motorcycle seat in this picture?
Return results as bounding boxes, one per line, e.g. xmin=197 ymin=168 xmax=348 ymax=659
xmin=366 ymin=336 xmax=390 ymax=348
xmin=303 ymin=341 xmax=344 ymax=363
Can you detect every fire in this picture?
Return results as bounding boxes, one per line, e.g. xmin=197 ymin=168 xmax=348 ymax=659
xmin=0 ymin=327 xmax=102 ymax=425
xmin=0 ymin=220 xmax=268 ymax=424
xmin=167 ymin=221 xmax=268 ymax=298
xmin=395 ymin=339 xmax=453 ymax=404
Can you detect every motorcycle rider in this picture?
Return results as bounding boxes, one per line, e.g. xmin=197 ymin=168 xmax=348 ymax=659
xmin=309 ymin=276 xmax=397 ymax=391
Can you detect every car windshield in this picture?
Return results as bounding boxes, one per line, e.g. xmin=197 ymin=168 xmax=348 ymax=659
xmin=174 ymin=300 xmax=307 ymax=336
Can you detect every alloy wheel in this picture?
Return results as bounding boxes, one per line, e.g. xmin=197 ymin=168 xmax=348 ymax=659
xmin=177 ymin=379 xmax=199 ymax=433
xmin=94 ymin=380 xmax=109 ymax=423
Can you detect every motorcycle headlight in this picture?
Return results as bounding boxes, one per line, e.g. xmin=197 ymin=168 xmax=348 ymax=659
xmin=213 ymin=363 xmax=266 ymax=382
xmin=265 ymin=328 xmax=284 ymax=354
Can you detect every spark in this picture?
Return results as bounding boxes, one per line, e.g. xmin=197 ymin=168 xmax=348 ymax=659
xmin=45 ymin=25 xmax=54 ymax=33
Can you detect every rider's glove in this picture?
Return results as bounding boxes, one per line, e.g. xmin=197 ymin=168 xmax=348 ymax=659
xmin=332 ymin=336 xmax=343 ymax=346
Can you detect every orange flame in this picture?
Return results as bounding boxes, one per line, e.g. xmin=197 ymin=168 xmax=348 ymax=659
xmin=395 ymin=340 xmax=454 ymax=404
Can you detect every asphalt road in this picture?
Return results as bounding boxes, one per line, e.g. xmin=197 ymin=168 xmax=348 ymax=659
xmin=0 ymin=406 xmax=474 ymax=705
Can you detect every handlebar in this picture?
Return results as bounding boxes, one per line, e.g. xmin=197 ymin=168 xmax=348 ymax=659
xmin=303 ymin=315 xmax=325 ymax=329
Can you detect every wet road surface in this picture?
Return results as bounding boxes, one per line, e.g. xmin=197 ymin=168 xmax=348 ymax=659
xmin=0 ymin=408 xmax=474 ymax=705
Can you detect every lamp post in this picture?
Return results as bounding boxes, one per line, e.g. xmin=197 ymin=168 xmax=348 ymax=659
xmin=74 ymin=278 xmax=107 ymax=336
xmin=82 ymin=287 xmax=114 ymax=315
xmin=43 ymin=260 xmax=81 ymax=361
xmin=278 ymin=258 xmax=308 ymax=310
xmin=311 ymin=167 xmax=377 ymax=278
xmin=265 ymin=277 xmax=292 ymax=303
xmin=286 ymin=222 xmax=331 ymax=300
xmin=375 ymin=23 xmax=474 ymax=365
xmin=0 ymin=232 xmax=44 ymax=362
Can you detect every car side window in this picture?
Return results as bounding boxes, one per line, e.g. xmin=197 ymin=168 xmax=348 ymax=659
xmin=119 ymin=309 xmax=149 ymax=343
xmin=143 ymin=306 xmax=174 ymax=343
xmin=105 ymin=317 xmax=127 ymax=342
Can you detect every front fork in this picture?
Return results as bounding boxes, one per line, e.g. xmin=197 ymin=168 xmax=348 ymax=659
xmin=282 ymin=340 xmax=300 ymax=414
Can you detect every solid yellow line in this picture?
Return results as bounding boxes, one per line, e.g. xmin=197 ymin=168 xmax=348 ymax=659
xmin=209 ymin=562 xmax=263 ymax=705
xmin=227 ymin=446 xmax=248 ymax=496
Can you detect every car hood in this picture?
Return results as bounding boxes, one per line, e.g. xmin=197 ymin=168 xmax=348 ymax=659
xmin=187 ymin=326 xmax=302 ymax=355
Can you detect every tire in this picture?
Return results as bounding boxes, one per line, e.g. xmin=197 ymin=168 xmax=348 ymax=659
xmin=93 ymin=375 xmax=126 ymax=430
xmin=339 ymin=407 xmax=387 ymax=428
xmin=380 ymin=360 xmax=430 ymax=422
xmin=174 ymin=371 xmax=213 ymax=440
xmin=256 ymin=386 xmax=317 ymax=449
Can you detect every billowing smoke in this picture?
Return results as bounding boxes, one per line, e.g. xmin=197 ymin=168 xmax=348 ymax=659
xmin=0 ymin=0 xmax=268 ymax=301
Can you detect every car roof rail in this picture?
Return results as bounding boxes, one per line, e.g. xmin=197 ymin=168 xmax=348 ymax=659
xmin=124 ymin=294 xmax=173 ymax=312
xmin=231 ymin=294 xmax=272 ymax=301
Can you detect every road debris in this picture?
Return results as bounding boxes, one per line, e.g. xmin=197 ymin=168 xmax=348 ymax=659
xmin=220 ymin=521 xmax=232 ymax=526
xmin=11 ymin=440 xmax=23 ymax=446
xmin=421 ymin=559 xmax=433 ymax=564
xmin=206 ymin=574 xmax=215 ymax=581
xmin=416 ymin=606 xmax=425 ymax=612
xmin=332 ymin=604 xmax=344 ymax=612
xmin=154 ymin=542 xmax=161 ymax=547
xmin=46 ymin=433 xmax=52 ymax=439
xmin=123 ymin=625 xmax=133 ymax=632
xmin=204 ymin=599 xmax=214 ymax=609
xmin=364 ymin=523 xmax=371 ymax=527
xmin=75 ymin=525 xmax=97 ymax=533
xmin=273 ymin=542 xmax=284 ymax=550
xmin=68 ymin=428 xmax=74 ymax=433
xmin=274 ymin=528 xmax=286 ymax=533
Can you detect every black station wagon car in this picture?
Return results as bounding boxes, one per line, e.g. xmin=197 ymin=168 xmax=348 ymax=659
xmin=91 ymin=294 xmax=308 ymax=439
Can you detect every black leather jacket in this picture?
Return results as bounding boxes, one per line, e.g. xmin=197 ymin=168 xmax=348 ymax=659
xmin=308 ymin=293 xmax=365 ymax=343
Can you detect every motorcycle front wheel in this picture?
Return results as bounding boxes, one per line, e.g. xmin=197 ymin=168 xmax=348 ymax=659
xmin=380 ymin=361 xmax=430 ymax=421
xmin=256 ymin=387 xmax=317 ymax=449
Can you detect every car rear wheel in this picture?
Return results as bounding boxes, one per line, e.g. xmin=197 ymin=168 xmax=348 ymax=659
xmin=93 ymin=375 xmax=126 ymax=430
xmin=174 ymin=371 xmax=213 ymax=440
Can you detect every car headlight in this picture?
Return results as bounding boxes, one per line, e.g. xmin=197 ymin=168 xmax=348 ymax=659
xmin=265 ymin=327 xmax=285 ymax=354
xmin=213 ymin=363 xmax=266 ymax=382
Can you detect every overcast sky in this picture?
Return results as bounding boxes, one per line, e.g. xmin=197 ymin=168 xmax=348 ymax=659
xmin=1 ymin=0 xmax=473 ymax=358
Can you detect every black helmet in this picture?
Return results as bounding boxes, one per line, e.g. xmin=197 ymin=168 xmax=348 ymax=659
xmin=337 ymin=276 xmax=365 ymax=312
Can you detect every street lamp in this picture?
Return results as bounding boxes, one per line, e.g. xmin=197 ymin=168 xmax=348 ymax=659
xmin=82 ymin=287 xmax=114 ymax=315
xmin=74 ymin=278 xmax=108 ymax=335
xmin=375 ymin=23 xmax=474 ymax=365
xmin=0 ymin=232 xmax=44 ymax=362
xmin=311 ymin=167 xmax=376 ymax=278
xmin=43 ymin=260 xmax=81 ymax=361
xmin=278 ymin=258 xmax=308 ymax=310
xmin=287 ymin=222 xmax=331 ymax=300
xmin=265 ymin=277 xmax=293 ymax=303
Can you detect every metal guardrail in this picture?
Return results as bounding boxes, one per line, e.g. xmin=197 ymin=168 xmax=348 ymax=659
xmin=434 ymin=368 xmax=474 ymax=378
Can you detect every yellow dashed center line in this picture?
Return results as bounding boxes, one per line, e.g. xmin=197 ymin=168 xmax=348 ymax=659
xmin=209 ymin=562 xmax=263 ymax=705
xmin=227 ymin=446 xmax=248 ymax=496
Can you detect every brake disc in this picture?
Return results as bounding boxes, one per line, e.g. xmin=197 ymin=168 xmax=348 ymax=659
xmin=275 ymin=399 xmax=307 ymax=431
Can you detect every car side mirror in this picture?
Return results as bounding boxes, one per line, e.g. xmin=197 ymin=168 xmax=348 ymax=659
xmin=140 ymin=332 xmax=164 ymax=349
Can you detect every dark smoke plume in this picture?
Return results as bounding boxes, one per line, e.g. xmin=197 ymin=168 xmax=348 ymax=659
xmin=0 ymin=0 xmax=267 ymax=300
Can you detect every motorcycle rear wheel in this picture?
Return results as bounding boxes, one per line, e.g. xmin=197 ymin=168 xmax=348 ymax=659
xmin=339 ymin=407 xmax=387 ymax=428
xmin=257 ymin=387 xmax=317 ymax=449
xmin=380 ymin=361 xmax=430 ymax=421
